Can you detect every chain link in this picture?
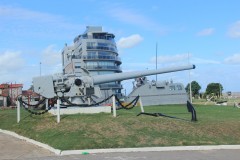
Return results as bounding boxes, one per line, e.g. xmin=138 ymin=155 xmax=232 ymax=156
xmin=115 ymin=96 xmax=139 ymax=110
xmin=18 ymin=97 xmax=54 ymax=115
xmin=60 ymin=95 xmax=114 ymax=107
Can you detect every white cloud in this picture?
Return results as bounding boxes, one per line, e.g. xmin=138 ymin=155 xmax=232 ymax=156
xmin=0 ymin=5 xmax=84 ymax=39
xmin=107 ymin=6 xmax=166 ymax=35
xmin=40 ymin=45 xmax=62 ymax=74
xmin=0 ymin=5 xmax=62 ymax=22
xmin=0 ymin=51 xmax=29 ymax=87
xmin=123 ymin=62 xmax=155 ymax=70
xmin=0 ymin=46 xmax=62 ymax=89
xmin=197 ymin=28 xmax=215 ymax=36
xmin=150 ymin=54 xmax=190 ymax=64
xmin=149 ymin=54 xmax=221 ymax=68
xmin=224 ymin=53 xmax=240 ymax=64
xmin=228 ymin=21 xmax=240 ymax=38
xmin=117 ymin=34 xmax=143 ymax=49
xmin=192 ymin=57 xmax=220 ymax=64
xmin=41 ymin=45 xmax=61 ymax=65
xmin=0 ymin=51 xmax=25 ymax=73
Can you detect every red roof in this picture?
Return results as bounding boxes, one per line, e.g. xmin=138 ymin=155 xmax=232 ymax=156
xmin=9 ymin=84 xmax=23 ymax=88
xmin=22 ymin=90 xmax=39 ymax=97
xmin=0 ymin=84 xmax=23 ymax=89
xmin=0 ymin=84 xmax=9 ymax=89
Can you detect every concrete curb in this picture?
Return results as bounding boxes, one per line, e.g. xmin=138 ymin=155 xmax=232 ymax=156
xmin=0 ymin=129 xmax=61 ymax=155
xmin=1 ymin=129 xmax=240 ymax=156
xmin=61 ymin=145 xmax=240 ymax=155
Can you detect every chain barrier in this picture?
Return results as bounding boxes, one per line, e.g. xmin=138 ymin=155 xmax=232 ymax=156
xmin=59 ymin=94 xmax=139 ymax=110
xmin=17 ymin=92 xmax=197 ymax=122
xmin=17 ymin=93 xmax=140 ymax=115
xmin=18 ymin=97 xmax=55 ymax=115
xmin=115 ymin=95 xmax=139 ymax=110
xmin=20 ymin=97 xmax=46 ymax=107
xmin=137 ymin=112 xmax=189 ymax=121
xmin=60 ymin=94 xmax=114 ymax=107
xmin=234 ymin=102 xmax=240 ymax=108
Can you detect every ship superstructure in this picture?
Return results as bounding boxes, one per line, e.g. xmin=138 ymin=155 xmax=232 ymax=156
xmin=62 ymin=26 xmax=122 ymax=98
xmin=126 ymin=77 xmax=188 ymax=106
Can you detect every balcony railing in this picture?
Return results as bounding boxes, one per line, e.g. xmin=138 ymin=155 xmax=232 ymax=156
xmin=87 ymin=46 xmax=117 ymax=52
xmin=86 ymin=65 xmax=122 ymax=71
xmin=80 ymin=35 xmax=116 ymax=42
xmin=82 ymin=55 xmax=121 ymax=62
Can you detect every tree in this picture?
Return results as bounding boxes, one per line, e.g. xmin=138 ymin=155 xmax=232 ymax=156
xmin=205 ymin=83 xmax=223 ymax=97
xmin=185 ymin=81 xmax=201 ymax=97
xmin=28 ymin=85 xmax=34 ymax=91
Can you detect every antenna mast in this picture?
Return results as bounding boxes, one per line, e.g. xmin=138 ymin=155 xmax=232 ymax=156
xmin=188 ymin=53 xmax=192 ymax=103
xmin=156 ymin=42 xmax=158 ymax=81
xmin=40 ymin=62 xmax=42 ymax=76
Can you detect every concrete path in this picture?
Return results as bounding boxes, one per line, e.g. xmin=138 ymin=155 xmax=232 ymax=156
xmin=1 ymin=132 xmax=240 ymax=160
xmin=0 ymin=132 xmax=54 ymax=160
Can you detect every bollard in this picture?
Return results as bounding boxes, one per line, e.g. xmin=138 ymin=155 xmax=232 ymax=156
xmin=139 ymin=96 xmax=144 ymax=113
xmin=45 ymin=99 xmax=48 ymax=110
xmin=57 ymin=98 xmax=60 ymax=123
xmin=112 ymin=95 xmax=116 ymax=117
xmin=17 ymin=100 xmax=20 ymax=123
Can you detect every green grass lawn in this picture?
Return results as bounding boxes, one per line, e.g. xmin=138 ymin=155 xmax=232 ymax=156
xmin=1 ymin=104 xmax=240 ymax=150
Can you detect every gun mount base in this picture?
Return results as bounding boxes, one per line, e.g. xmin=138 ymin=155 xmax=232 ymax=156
xmin=48 ymin=106 xmax=111 ymax=115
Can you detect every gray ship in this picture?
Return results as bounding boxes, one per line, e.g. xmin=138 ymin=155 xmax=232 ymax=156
xmin=126 ymin=77 xmax=188 ymax=106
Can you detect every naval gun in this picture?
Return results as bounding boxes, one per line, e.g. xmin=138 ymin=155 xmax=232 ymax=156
xmin=33 ymin=64 xmax=195 ymax=105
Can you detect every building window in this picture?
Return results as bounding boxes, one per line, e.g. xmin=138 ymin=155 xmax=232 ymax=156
xmin=169 ymin=85 xmax=176 ymax=91
xmin=99 ymin=61 xmax=115 ymax=67
xmin=98 ymin=43 xmax=108 ymax=47
xmin=176 ymin=85 xmax=183 ymax=90
xmin=98 ymin=52 xmax=115 ymax=60
xmin=87 ymin=42 xmax=96 ymax=49
xmin=87 ymin=52 xmax=97 ymax=59
xmin=86 ymin=61 xmax=98 ymax=67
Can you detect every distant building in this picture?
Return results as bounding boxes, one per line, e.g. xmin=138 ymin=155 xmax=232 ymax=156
xmin=61 ymin=26 xmax=122 ymax=98
xmin=223 ymin=92 xmax=240 ymax=98
xmin=0 ymin=83 xmax=23 ymax=107
xmin=22 ymin=90 xmax=40 ymax=101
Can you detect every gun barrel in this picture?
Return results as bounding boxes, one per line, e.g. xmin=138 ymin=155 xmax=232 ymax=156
xmin=93 ymin=64 xmax=195 ymax=85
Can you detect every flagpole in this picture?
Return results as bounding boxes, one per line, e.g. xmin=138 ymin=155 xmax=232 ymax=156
xmin=188 ymin=53 xmax=192 ymax=103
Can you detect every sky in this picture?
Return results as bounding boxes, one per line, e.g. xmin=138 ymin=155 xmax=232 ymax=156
xmin=0 ymin=0 xmax=240 ymax=94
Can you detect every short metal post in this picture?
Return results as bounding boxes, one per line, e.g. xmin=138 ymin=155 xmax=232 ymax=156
xmin=112 ymin=95 xmax=116 ymax=117
xmin=57 ymin=98 xmax=60 ymax=123
xmin=139 ymin=96 xmax=144 ymax=113
xmin=87 ymin=97 xmax=91 ymax=105
xmin=45 ymin=99 xmax=48 ymax=110
xmin=17 ymin=100 xmax=20 ymax=123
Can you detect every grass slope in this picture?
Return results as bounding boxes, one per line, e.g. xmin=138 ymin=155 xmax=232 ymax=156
xmin=1 ymin=105 xmax=240 ymax=150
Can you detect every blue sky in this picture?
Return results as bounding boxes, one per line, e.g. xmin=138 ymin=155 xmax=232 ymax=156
xmin=0 ymin=0 xmax=240 ymax=93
